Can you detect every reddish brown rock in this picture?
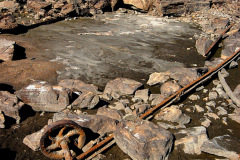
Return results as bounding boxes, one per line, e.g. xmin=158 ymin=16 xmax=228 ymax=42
xmin=0 ymin=38 xmax=15 ymax=62
xmin=0 ymin=91 xmax=24 ymax=124
xmin=114 ymin=120 xmax=173 ymax=160
xmin=27 ymin=0 xmax=52 ymax=11
xmin=0 ymin=1 xmax=20 ymax=12
xmin=15 ymin=81 xmax=72 ymax=112
xmin=0 ymin=14 xmax=18 ymax=30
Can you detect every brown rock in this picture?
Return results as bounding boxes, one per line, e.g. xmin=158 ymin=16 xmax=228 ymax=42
xmin=155 ymin=105 xmax=190 ymax=125
xmin=58 ymin=79 xmax=100 ymax=94
xmin=97 ymin=107 xmax=123 ymax=121
xmin=53 ymin=112 xmax=118 ymax=135
xmin=0 ymin=14 xmax=18 ymax=30
xmin=27 ymin=0 xmax=52 ymax=11
xmin=147 ymin=71 xmax=170 ymax=86
xmin=160 ymin=81 xmax=181 ymax=97
xmin=233 ymin=84 xmax=240 ymax=99
xmin=149 ymin=94 xmax=165 ymax=106
xmin=196 ymin=37 xmax=213 ymax=56
xmin=134 ymin=89 xmax=149 ymax=102
xmin=0 ymin=111 xmax=5 ymax=128
xmin=72 ymin=91 xmax=99 ymax=109
xmin=0 ymin=1 xmax=20 ymax=12
xmin=0 ymin=91 xmax=24 ymax=124
xmin=15 ymin=81 xmax=72 ymax=112
xmin=123 ymin=0 xmax=153 ymax=11
xmin=60 ymin=4 xmax=75 ymax=15
xmin=228 ymin=108 xmax=240 ymax=124
xmin=132 ymin=103 xmax=150 ymax=116
xmin=0 ymin=38 xmax=15 ymax=62
xmin=104 ymin=78 xmax=143 ymax=99
xmin=114 ymin=120 xmax=173 ymax=160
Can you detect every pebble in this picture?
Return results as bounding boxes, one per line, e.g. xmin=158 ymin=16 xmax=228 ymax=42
xmin=195 ymin=105 xmax=205 ymax=112
xmin=209 ymin=91 xmax=218 ymax=100
xmin=201 ymin=117 xmax=211 ymax=127
xmin=206 ymin=101 xmax=216 ymax=107
xmin=189 ymin=94 xmax=200 ymax=101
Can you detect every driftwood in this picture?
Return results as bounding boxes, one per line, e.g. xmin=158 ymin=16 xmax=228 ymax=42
xmin=218 ymin=71 xmax=240 ymax=107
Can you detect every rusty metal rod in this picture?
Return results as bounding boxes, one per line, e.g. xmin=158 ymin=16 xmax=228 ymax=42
xmin=204 ymin=23 xmax=235 ymax=57
xmin=77 ymin=48 xmax=240 ymax=159
xmin=76 ymin=134 xmax=114 ymax=160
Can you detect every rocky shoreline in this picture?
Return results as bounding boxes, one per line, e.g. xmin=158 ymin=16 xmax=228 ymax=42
xmin=0 ymin=0 xmax=240 ymax=160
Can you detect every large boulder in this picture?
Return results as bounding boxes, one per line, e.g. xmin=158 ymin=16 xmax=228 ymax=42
xmin=15 ymin=81 xmax=72 ymax=112
xmin=104 ymin=78 xmax=143 ymax=99
xmin=53 ymin=112 xmax=118 ymax=135
xmin=0 ymin=91 xmax=24 ymax=124
xmin=0 ymin=38 xmax=15 ymax=62
xmin=114 ymin=120 xmax=173 ymax=160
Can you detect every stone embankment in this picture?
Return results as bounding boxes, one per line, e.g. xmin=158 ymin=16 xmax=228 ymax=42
xmin=0 ymin=0 xmax=240 ymax=160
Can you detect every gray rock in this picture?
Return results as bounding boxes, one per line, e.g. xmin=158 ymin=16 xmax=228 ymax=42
xmin=150 ymin=94 xmax=165 ymax=106
xmin=157 ymin=122 xmax=186 ymax=130
xmin=58 ymin=79 xmax=100 ymax=94
xmin=15 ymin=81 xmax=72 ymax=112
xmin=195 ymin=105 xmax=205 ymax=112
xmin=189 ymin=94 xmax=200 ymax=101
xmin=104 ymin=78 xmax=143 ymax=99
xmin=155 ymin=105 xmax=190 ymax=125
xmin=147 ymin=72 xmax=170 ymax=86
xmin=206 ymin=101 xmax=216 ymax=107
xmin=97 ymin=107 xmax=123 ymax=121
xmin=216 ymin=107 xmax=228 ymax=116
xmin=53 ymin=112 xmax=118 ymax=135
xmin=134 ymin=89 xmax=149 ymax=102
xmin=201 ymin=135 xmax=240 ymax=160
xmin=229 ymin=61 xmax=238 ymax=69
xmin=196 ymin=37 xmax=213 ymax=56
xmin=72 ymin=91 xmax=99 ymax=109
xmin=204 ymin=113 xmax=220 ymax=120
xmin=160 ymin=81 xmax=181 ymax=97
xmin=175 ymin=126 xmax=209 ymax=155
xmin=114 ymin=120 xmax=173 ymax=160
xmin=212 ymin=18 xmax=230 ymax=29
xmin=169 ymin=67 xmax=200 ymax=86
xmin=209 ymin=91 xmax=218 ymax=100
xmin=0 ymin=91 xmax=24 ymax=124
xmin=201 ymin=117 xmax=211 ymax=127
xmin=132 ymin=103 xmax=150 ymax=116
xmin=109 ymin=101 xmax=126 ymax=111
xmin=0 ymin=38 xmax=15 ymax=61
xmin=216 ymin=87 xmax=228 ymax=99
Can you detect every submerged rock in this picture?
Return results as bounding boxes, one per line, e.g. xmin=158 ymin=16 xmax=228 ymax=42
xmin=15 ymin=81 xmax=72 ymax=112
xmin=0 ymin=91 xmax=24 ymax=124
xmin=114 ymin=120 xmax=173 ymax=160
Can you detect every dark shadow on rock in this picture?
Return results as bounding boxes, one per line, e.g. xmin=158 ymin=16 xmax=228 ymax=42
xmin=12 ymin=44 xmax=26 ymax=60
xmin=0 ymin=60 xmax=3 ymax=63
xmin=0 ymin=148 xmax=16 ymax=160
xmin=3 ymin=116 xmax=17 ymax=129
xmin=70 ymin=92 xmax=80 ymax=104
xmin=19 ymin=104 xmax=36 ymax=123
xmin=0 ymin=83 xmax=15 ymax=94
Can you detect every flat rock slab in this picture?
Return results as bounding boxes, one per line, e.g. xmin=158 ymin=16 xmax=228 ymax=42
xmin=104 ymin=78 xmax=143 ymax=99
xmin=201 ymin=135 xmax=240 ymax=160
xmin=114 ymin=120 xmax=173 ymax=160
xmin=15 ymin=81 xmax=72 ymax=112
xmin=0 ymin=91 xmax=24 ymax=123
xmin=72 ymin=91 xmax=99 ymax=109
xmin=0 ymin=38 xmax=15 ymax=61
xmin=97 ymin=107 xmax=123 ymax=121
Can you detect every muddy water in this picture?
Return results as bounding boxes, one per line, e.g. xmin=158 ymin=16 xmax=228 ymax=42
xmin=20 ymin=12 xmax=204 ymax=87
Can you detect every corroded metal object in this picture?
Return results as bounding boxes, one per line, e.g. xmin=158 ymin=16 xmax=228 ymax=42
xmin=40 ymin=120 xmax=86 ymax=160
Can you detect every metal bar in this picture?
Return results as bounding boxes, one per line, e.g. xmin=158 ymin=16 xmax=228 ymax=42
xmin=204 ymin=23 xmax=235 ymax=57
xmin=77 ymin=48 xmax=240 ymax=159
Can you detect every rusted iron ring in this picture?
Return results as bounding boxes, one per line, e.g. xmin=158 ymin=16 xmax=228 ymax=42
xmin=40 ymin=120 xmax=86 ymax=160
